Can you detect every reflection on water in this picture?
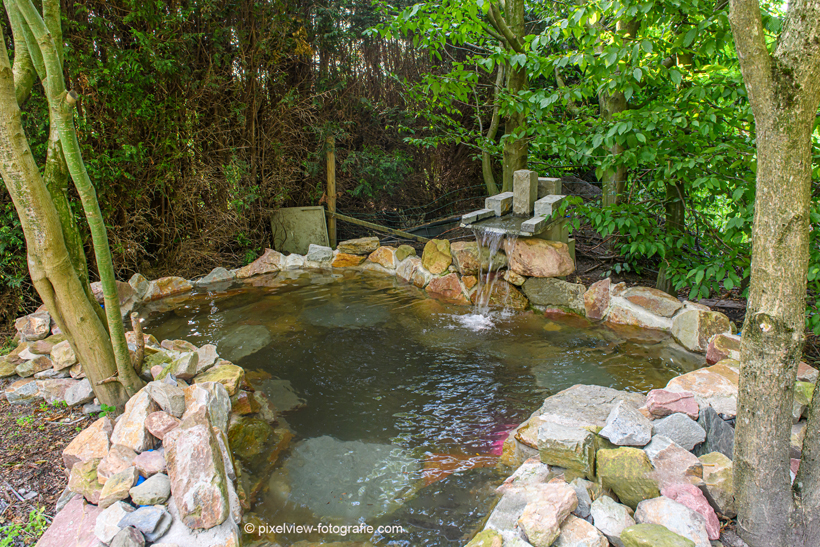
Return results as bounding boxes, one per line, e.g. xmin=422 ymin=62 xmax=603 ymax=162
xmin=141 ymin=270 xmax=704 ymax=546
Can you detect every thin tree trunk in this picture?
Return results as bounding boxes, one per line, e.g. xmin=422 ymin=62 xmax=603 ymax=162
xmin=656 ymin=179 xmax=685 ymax=295
xmin=482 ymin=66 xmax=504 ymax=196
xmin=500 ymin=0 xmax=526 ymax=193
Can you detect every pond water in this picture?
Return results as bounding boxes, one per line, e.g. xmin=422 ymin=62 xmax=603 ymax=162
xmin=142 ymin=270 xmax=704 ymax=546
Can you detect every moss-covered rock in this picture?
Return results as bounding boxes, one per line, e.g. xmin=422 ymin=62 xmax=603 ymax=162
xmin=421 ymin=239 xmax=452 ymax=275
xmin=621 ymin=524 xmax=695 ymax=547
xmin=596 ymin=448 xmax=659 ymax=508
xmin=465 ymin=529 xmax=503 ymax=547
xmin=228 ymin=414 xmax=274 ymax=462
xmin=194 ymin=363 xmax=245 ymax=396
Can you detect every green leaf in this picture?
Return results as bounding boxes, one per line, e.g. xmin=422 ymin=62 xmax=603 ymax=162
xmin=641 ymin=40 xmax=653 ymax=53
xmin=632 ymin=67 xmax=642 ymax=82
xmin=670 ymin=69 xmax=682 ymax=86
xmin=684 ymin=27 xmax=698 ymax=47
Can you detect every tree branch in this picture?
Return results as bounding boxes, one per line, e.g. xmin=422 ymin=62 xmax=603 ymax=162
xmin=2 ymin=0 xmax=38 ymax=105
xmin=488 ymin=2 xmax=524 ymax=53
xmin=729 ymin=0 xmax=775 ymax=115
xmin=772 ymin=0 xmax=820 ymax=111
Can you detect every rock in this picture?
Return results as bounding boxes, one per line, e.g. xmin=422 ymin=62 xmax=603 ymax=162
xmin=145 ymin=381 xmax=186 ymax=417
xmin=662 ymin=483 xmax=720 ymax=540
xmin=68 ymin=458 xmax=104 ymax=504
xmin=109 ymin=526 xmax=145 ymax=547
xmin=155 ymin=498 xmax=240 ymax=547
xmin=197 ymin=267 xmax=236 ymax=286
xmin=51 ymin=340 xmax=78 ymax=370
xmin=646 ymin=390 xmax=699 ymax=420
xmin=194 ymin=364 xmax=245 ymax=396
xmin=471 ymin=279 xmax=529 ymax=310
xmin=396 ymin=244 xmax=417 ymax=262
xmin=63 ymin=379 xmax=94 ymax=406
xmin=505 ymin=238 xmax=575 ymax=278
xmin=791 ymin=421 xmax=806 ymax=459
xmin=621 ymin=524 xmax=696 ymax=547
xmin=522 ymin=278 xmax=585 ymax=314
xmin=600 ymin=400 xmax=653 ymax=447
xmin=144 ymin=277 xmax=194 ymax=301
xmin=622 ymin=287 xmax=683 ymax=318
xmin=795 ymin=381 xmax=815 ymax=408
xmin=421 ymin=239 xmax=452 ymax=275
xmin=652 ymin=414 xmax=706 ymax=451
xmin=99 ymin=466 xmax=139 ymax=509
xmin=195 ymin=344 xmax=219 ymax=374
xmin=228 ymin=414 xmax=274 ymax=462
xmin=534 ymin=385 xmax=646 ymax=433
xmin=331 ymin=252 xmax=365 ymax=267
xmin=183 ymin=382 xmax=231 ymax=433
xmin=15 ymin=311 xmax=51 ymax=341
xmin=705 ymin=334 xmax=741 ymax=365
xmin=0 ymin=357 xmax=15 ymax=378
xmin=798 ymin=361 xmax=819 ymax=383
xmin=95 ymin=501 xmax=135 ymax=544
xmin=425 ymin=272 xmax=470 ymax=305
xmin=230 ymin=391 xmax=260 ymax=415
xmin=235 ymin=249 xmax=284 ymax=278
xmin=537 ymin=421 xmax=596 ymax=478
xmin=216 ymin=324 xmax=271 ymax=362
xmin=590 ymin=496 xmax=635 ymax=547
xmin=305 ymin=243 xmax=333 ymax=262
xmin=450 ymin=241 xmax=507 ymax=275
xmin=671 ymin=310 xmax=732 ymax=353
xmin=584 ymin=278 xmax=611 ymax=321
xmin=145 ymin=411 xmax=181 ymax=440
xmin=666 ymin=363 xmax=739 ymax=419
xmin=463 ymin=274 xmax=479 ymax=290
xmin=517 ymin=481 xmax=578 ymax=547
xmin=693 ymin=406 xmax=734 ymax=460
xmin=63 ymin=416 xmax=114 ymax=470
xmin=338 ymin=236 xmax=380 ymax=255
xmin=16 ymin=355 xmax=53 ymax=378
xmin=497 ymin=457 xmax=554 ymax=494
xmin=98 ymin=445 xmax=138 ymax=484
xmin=504 ymin=270 xmax=527 ymax=286
xmin=698 ymin=452 xmax=735 ymax=517
xmin=129 ymin=274 xmax=151 ymax=300
xmin=35 ymin=496 xmax=102 ymax=547
xmin=554 ymin=514 xmax=609 ymax=547
xmin=283 ymin=253 xmax=305 ymax=269
xmin=36 ymin=378 xmax=76 ymax=404
xmin=597 ymin=448 xmax=660 ymax=508
xmin=5 ymin=378 xmax=42 ymax=404
xmin=644 ymin=436 xmax=703 ymax=489
xmin=130 ymin=472 xmax=171 ymax=506
xmin=111 ymin=390 xmax=159 ymax=452
xmin=465 ymin=529 xmax=503 ymax=547
xmin=635 ymin=496 xmax=711 ymax=547
xmin=396 ymin=256 xmax=421 ymax=283
xmin=568 ymin=479 xmax=595 ymax=520
xmin=133 ymin=449 xmax=167 ymax=478
xmin=118 ymin=505 xmax=173 ymax=543
xmin=606 ymin=298 xmax=672 ymax=330
xmin=159 ymin=353 xmax=198 ymax=381
xmin=34 ymin=368 xmax=70 ymax=380
xmin=213 ymin=427 xmax=236 ymax=481
xmin=164 ymin=411 xmax=230 ymax=529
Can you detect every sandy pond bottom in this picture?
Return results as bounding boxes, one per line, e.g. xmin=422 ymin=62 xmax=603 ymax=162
xmin=143 ymin=270 xmax=704 ymax=546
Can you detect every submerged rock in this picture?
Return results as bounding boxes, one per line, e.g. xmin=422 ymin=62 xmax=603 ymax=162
xmin=300 ymin=300 xmax=390 ymax=328
xmin=216 ymin=324 xmax=272 ymax=362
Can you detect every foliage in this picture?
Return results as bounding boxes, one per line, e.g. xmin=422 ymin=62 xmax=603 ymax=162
xmin=0 ymin=507 xmax=48 ymax=547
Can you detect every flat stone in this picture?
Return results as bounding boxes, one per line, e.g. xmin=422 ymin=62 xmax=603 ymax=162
xmin=51 ymin=340 xmax=78 ymax=370
xmin=196 ymin=267 xmax=236 ymax=286
xmin=584 ymin=278 xmax=611 ymax=321
xmin=646 ymin=390 xmax=699 ymax=420
xmin=305 ymin=244 xmax=333 ymax=262
xmin=332 ymin=252 xmax=367 ymax=268
xmin=396 ymin=245 xmax=416 ymax=262
xmin=164 ymin=411 xmax=230 ymax=529
xmin=705 ymin=333 xmax=740 ymax=365
xmin=536 ymin=385 xmax=646 ymax=431
xmin=662 ymin=483 xmax=720 ymax=540
xmin=666 ymin=363 xmax=739 ymax=419
xmin=606 ymin=299 xmax=672 ymax=330
xmin=517 ymin=481 xmax=578 ymax=547
xmin=130 ymin=472 xmax=171 ymax=506
xmin=693 ymin=406 xmax=734 ymax=460
xmin=597 ymin=448 xmax=660 ymax=509
xmin=425 ymin=272 xmax=470 ymax=305
xmin=652 ymin=414 xmax=706 ymax=451
xmin=622 ymin=287 xmax=683 ymax=318
xmin=644 ymin=436 xmax=703 ymax=489
xmin=590 ymin=496 xmax=635 ymax=547
xmin=194 ymin=364 xmax=245 ymax=396
xmin=64 ymin=379 xmax=94 ymax=406
xmin=554 ymin=514 xmax=608 ymax=547
xmin=698 ymin=452 xmax=735 ymax=518
xmin=145 ymin=381 xmax=186 ymax=417
xmin=235 ymin=249 xmax=284 ymax=278
xmin=144 ymin=276 xmax=193 ymax=301
xmin=35 ymin=496 xmax=102 ymax=547
xmin=34 ymin=368 xmax=70 ymax=380
xmin=337 ymin=236 xmax=380 ymax=255
xmin=621 ymin=524 xmax=696 ymax=547
xmin=68 ymin=459 xmax=104 ymax=504
xmin=523 ymin=278 xmax=585 ymax=314
xmin=133 ymin=449 xmax=167 ymax=477
xmin=118 ymin=505 xmax=172 ymax=542
xmin=6 ymin=378 xmax=43 ymax=404
xmin=504 ymin=238 xmax=575 ymax=278
xmin=98 ymin=445 xmax=138 ymax=484
xmin=485 ymin=191 xmax=514 ymax=216
xmin=145 ymin=411 xmax=181 ymax=440
xmin=109 ymin=526 xmax=145 ymax=547
xmin=99 ymin=466 xmax=139 ymax=509
xmin=16 ymin=355 xmax=53 ymax=378
xmin=36 ymin=378 xmax=77 ymax=404
xmin=15 ymin=311 xmax=51 ymax=341
xmin=421 ymin=239 xmax=452 ymax=275
xmin=600 ymin=400 xmax=653 ymax=447
xmin=450 ymin=241 xmax=507 ymax=275
xmin=63 ymin=416 xmax=113 ymax=470
xmin=635 ymin=496 xmax=711 ymax=547
xmin=94 ymin=501 xmax=135 ymax=544
xmin=671 ymin=310 xmax=732 ymax=353
xmin=537 ymin=421 xmax=595 ymax=478
xmin=111 ymin=390 xmax=159 ymax=452
xmin=471 ymin=279 xmax=529 ymax=310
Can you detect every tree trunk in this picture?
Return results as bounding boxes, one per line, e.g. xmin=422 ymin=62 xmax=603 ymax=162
xmin=598 ymin=89 xmax=627 ymax=207
xmin=656 ymin=179 xmax=685 ymax=295
xmin=481 ymin=66 xmax=504 ymax=196
xmin=501 ymin=63 xmax=527 ymax=192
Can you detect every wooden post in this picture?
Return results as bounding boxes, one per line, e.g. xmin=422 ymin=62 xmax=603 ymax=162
xmin=326 ymin=136 xmax=336 ymax=248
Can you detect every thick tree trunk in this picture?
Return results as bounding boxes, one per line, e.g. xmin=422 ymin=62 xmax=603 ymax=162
xmin=481 ymin=66 xmax=504 ymax=196
xmin=598 ymin=90 xmax=627 ymax=207
xmin=501 ymin=63 xmax=527 ymax=192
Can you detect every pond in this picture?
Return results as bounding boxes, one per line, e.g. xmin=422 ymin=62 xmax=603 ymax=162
xmin=142 ymin=270 xmax=704 ymax=546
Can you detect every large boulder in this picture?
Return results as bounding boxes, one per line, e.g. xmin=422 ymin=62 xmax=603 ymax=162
xmin=425 ymin=273 xmax=470 ymax=305
xmin=620 ymin=524 xmax=695 ymax=547
xmin=596 ymin=448 xmax=660 ymax=509
xmin=164 ymin=411 xmax=230 ymax=529
xmin=35 ymin=496 xmax=102 ymax=547
xmin=450 ymin=241 xmax=507 ymax=275
xmin=183 ymin=382 xmax=231 ymax=434
xmin=590 ymin=496 xmax=635 ymax=547
xmin=337 ymin=236 xmax=380 ymax=255
xmin=622 ymin=287 xmax=683 ymax=318
xmin=111 ymin=390 xmax=160 ymax=453
xmin=584 ymin=278 xmax=611 ymax=320
xmin=665 ymin=362 xmax=739 ymax=419
xmin=234 ymin=249 xmax=284 ymax=278
xmin=504 ymin=238 xmax=574 ymax=278
xmin=671 ymin=310 xmax=732 ymax=353
xmin=421 ymin=239 xmax=452 ymax=275
xmin=634 ymin=497 xmax=711 ymax=547
xmin=522 ymin=278 xmax=585 ymax=314
xmin=63 ymin=417 xmax=114 ymax=471
xmin=537 ymin=421 xmax=596 ymax=478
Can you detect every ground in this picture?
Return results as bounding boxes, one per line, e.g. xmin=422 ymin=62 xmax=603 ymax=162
xmin=0 ymin=384 xmax=95 ymax=546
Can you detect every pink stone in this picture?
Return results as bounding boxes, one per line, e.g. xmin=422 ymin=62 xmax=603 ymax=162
xmin=151 ymin=365 xmax=164 ymax=379
xmin=791 ymin=458 xmax=801 ymax=475
xmin=798 ymin=362 xmax=819 ymax=383
xmin=646 ymin=389 xmax=700 ymax=420
xmin=145 ymin=411 xmax=181 ymax=440
xmin=583 ymin=278 xmax=611 ymax=320
xmin=425 ymin=273 xmax=470 ymax=305
xmin=661 ymin=483 xmax=721 ymax=540
xmin=35 ymin=496 xmax=102 ymax=547
xmin=706 ymin=333 xmax=741 ymax=365
xmin=133 ymin=449 xmax=167 ymax=477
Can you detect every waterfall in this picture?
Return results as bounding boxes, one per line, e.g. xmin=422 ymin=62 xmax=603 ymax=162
xmin=472 ymin=228 xmax=518 ymax=316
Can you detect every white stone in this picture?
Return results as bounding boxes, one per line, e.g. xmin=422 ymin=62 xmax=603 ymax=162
xmin=635 ymin=496 xmax=711 ymax=547
xmin=94 ymin=501 xmax=135 ymax=544
xmin=599 ymin=400 xmax=653 ymax=447
xmin=485 ymin=192 xmax=514 ymax=216
xmin=590 ymin=496 xmax=635 ymax=547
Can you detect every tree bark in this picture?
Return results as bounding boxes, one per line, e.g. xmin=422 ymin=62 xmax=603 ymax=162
xmin=481 ymin=65 xmax=504 ymax=196
xmin=656 ymin=179 xmax=685 ymax=295
xmin=729 ymin=0 xmax=820 ymax=544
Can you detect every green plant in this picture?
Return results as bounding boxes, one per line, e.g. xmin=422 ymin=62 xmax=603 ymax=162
xmin=16 ymin=415 xmax=33 ymax=427
xmin=0 ymin=506 xmax=48 ymax=547
xmin=98 ymin=403 xmax=117 ymax=418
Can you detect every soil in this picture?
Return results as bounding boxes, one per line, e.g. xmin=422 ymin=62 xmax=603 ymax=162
xmin=0 ymin=381 xmax=95 ymax=546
